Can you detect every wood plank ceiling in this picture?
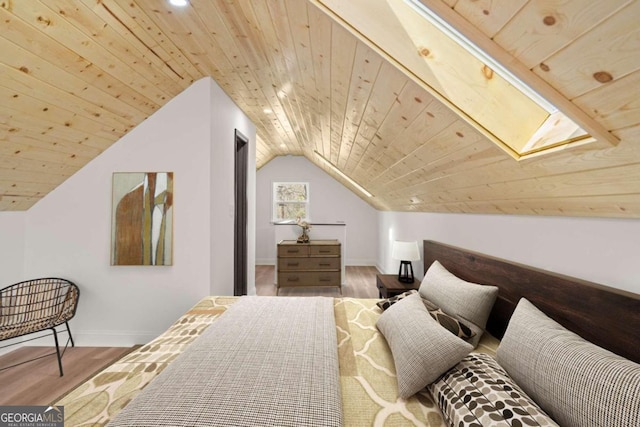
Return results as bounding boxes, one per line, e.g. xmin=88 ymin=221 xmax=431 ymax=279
xmin=0 ymin=0 xmax=639 ymax=217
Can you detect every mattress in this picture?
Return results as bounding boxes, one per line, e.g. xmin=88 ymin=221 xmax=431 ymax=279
xmin=56 ymin=296 xmax=499 ymax=426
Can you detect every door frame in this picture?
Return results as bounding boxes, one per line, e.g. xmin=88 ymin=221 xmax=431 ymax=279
xmin=234 ymin=129 xmax=249 ymax=296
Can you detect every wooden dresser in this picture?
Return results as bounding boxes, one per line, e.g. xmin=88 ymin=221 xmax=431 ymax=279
xmin=276 ymin=240 xmax=341 ymax=294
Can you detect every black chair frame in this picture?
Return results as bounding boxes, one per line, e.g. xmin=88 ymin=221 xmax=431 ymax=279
xmin=0 ymin=278 xmax=79 ymax=376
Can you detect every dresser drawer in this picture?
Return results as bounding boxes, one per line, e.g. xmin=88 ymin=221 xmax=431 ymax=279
xmin=277 ymin=245 xmax=309 ymax=257
xmin=276 ymin=240 xmax=342 ymax=293
xmin=278 ymin=257 xmax=341 ymax=271
xmin=278 ymin=271 xmax=341 ymax=288
xmin=309 ymin=245 xmax=340 ymax=256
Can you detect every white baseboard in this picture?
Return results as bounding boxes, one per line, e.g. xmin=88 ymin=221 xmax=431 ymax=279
xmin=346 ymin=259 xmax=379 ymax=266
xmin=2 ymin=330 xmax=184 ymax=351
xmin=0 ymin=328 xmax=68 ymax=355
xmin=0 ymin=337 xmax=24 ymax=356
xmin=70 ymin=330 xmax=159 ymax=347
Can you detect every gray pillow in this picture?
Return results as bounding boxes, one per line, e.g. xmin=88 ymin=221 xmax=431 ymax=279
xmin=497 ymin=298 xmax=640 ymax=427
xmin=377 ymin=291 xmax=476 ymax=340
xmin=376 ymin=292 xmax=473 ymax=398
xmin=419 ymin=260 xmax=498 ymax=347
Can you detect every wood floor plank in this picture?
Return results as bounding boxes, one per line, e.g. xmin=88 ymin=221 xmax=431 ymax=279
xmin=0 ymin=346 xmax=136 ymax=405
xmin=256 ymin=265 xmax=380 ymax=298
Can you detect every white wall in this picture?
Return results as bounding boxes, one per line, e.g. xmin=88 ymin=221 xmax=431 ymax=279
xmin=0 ymin=212 xmax=26 ymax=287
xmin=209 ymin=82 xmax=257 ymax=296
xmin=22 ymin=77 xmax=256 ymax=346
xmin=378 ymin=211 xmax=640 ymax=294
xmin=256 ymin=155 xmax=378 ymax=265
xmin=0 ymin=212 xmax=27 ymax=354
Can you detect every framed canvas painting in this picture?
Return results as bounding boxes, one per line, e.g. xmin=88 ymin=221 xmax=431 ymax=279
xmin=111 ymin=172 xmax=173 ymax=266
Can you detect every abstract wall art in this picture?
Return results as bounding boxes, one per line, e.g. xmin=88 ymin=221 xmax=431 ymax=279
xmin=111 ymin=172 xmax=174 ymax=266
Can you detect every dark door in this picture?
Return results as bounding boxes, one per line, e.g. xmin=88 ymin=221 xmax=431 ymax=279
xmin=234 ymin=129 xmax=248 ymax=296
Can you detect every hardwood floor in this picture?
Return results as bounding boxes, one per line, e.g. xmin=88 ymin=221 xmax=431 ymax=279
xmin=256 ymin=265 xmax=380 ymax=298
xmin=0 ymin=346 xmax=136 ymax=405
xmin=0 ymin=265 xmax=380 ymax=406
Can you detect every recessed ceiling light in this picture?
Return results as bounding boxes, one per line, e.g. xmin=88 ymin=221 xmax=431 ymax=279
xmin=168 ymin=0 xmax=188 ymax=7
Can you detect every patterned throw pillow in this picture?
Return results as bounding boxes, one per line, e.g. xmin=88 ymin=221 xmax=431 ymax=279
xmin=376 ymin=290 xmax=418 ymax=311
xmin=377 ymin=291 xmax=476 ymax=340
xmin=422 ymin=298 xmax=476 ymax=340
xmin=429 ymin=353 xmax=559 ymax=427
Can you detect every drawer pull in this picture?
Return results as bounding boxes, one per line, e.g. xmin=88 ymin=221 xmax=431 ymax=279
xmin=319 ymin=263 xmax=331 ymax=267
xmin=287 ymin=262 xmax=299 ymax=267
xmin=319 ymin=278 xmax=331 ymax=282
xmin=319 ymin=250 xmax=331 ymax=253
xmin=287 ymin=277 xmax=300 ymax=282
xmin=287 ymin=249 xmax=300 ymax=253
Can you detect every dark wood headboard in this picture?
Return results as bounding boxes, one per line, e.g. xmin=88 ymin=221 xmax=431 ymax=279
xmin=423 ymin=240 xmax=640 ymax=363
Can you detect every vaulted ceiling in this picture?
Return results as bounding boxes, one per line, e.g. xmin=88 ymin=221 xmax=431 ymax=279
xmin=1 ymin=0 xmax=639 ymax=216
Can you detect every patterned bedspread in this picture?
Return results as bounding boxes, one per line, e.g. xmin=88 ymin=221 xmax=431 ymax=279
xmin=107 ymin=296 xmax=341 ymax=427
xmin=56 ymin=296 xmax=499 ymax=426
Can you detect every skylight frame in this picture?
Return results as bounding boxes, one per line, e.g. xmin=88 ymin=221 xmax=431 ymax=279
xmin=405 ymin=0 xmax=558 ymax=115
xmin=401 ymin=0 xmax=600 ymax=160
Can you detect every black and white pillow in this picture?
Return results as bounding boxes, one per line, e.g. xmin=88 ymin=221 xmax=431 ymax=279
xmin=429 ymin=353 xmax=559 ymax=427
xmin=376 ymin=289 xmax=418 ymax=311
xmin=422 ymin=298 xmax=476 ymax=340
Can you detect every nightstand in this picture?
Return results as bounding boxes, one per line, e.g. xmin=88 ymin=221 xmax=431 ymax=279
xmin=376 ymin=274 xmax=420 ymax=298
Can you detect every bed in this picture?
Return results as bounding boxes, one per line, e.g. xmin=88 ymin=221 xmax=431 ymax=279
xmin=55 ymin=240 xmax=640 ymax=426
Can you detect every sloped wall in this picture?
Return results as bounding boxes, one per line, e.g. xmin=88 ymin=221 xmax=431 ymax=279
xmin=23 ymin=77 xmax=255 ymax=346
xmin=0 ymin=212 xmax=27 ymax=354
xmin=379 ymin=211 xmax=640 ymax=294
xmin=0 ymin=212 xmax=25 ymax=286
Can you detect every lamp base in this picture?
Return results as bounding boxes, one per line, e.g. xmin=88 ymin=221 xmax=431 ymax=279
xmin=397 ymin=260 xmax=414 ymax=283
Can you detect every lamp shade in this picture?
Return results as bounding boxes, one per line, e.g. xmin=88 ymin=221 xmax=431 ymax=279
xmin=392 ymin=241 xmax=420 ymax=261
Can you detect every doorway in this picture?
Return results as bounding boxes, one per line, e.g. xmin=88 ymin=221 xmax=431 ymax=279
xmin=234 ymin=129 xmax=248 ymax=296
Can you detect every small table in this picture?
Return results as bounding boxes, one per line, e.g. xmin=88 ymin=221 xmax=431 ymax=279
xmin=376 ymin=274 xmax=420 ymax=298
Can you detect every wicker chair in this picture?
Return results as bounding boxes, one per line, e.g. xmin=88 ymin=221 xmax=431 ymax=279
xmin=0 ymin=278 xmax=79 ymax=376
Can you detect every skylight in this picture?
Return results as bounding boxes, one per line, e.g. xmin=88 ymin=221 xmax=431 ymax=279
xmin=405 ymin=0 xmax=558 ymax=115
xmin=401 ymin=0 xmax=593 ymax=159
xmin=317 ymin=0 xmax=599 ymax=160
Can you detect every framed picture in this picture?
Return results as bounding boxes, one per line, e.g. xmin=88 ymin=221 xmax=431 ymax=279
xmin=111 ymin=172 xmax=173 ymax=266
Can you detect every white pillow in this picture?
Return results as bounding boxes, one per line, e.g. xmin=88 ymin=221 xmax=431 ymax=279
xmin=419 ymin=260 xmax=498 ymax=347
xmin=376 ymin=292 xmax=473 ymax=398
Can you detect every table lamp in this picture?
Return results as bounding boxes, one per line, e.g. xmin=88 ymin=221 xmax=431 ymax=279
xmin=392 ymin=241 xmax=420 ymax=283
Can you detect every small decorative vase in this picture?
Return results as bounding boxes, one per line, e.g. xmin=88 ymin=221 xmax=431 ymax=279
xmin=297 ymin=229 xmax=310 ymax=243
